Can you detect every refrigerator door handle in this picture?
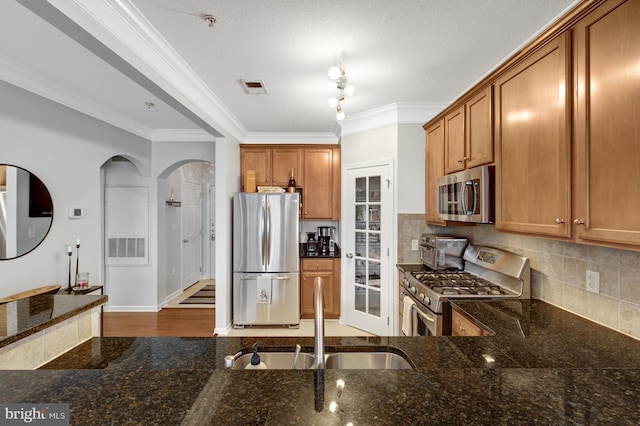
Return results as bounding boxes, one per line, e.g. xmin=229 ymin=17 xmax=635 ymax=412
xmin=261 ymin=200 xmax=266 ymax=266
xmin=266 ymin=200 xmax=272 ymax=266
xmin=240 ymin=275 xmax=261 ymax=281
xmin=271 ymin=276 xmax=291 ymax=281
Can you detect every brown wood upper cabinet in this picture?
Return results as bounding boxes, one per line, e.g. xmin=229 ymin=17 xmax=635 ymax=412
xmin=424 ymin=119 xmax=446 ymax=225
xmin=444 ymin=86 xmax=494 ymax=174
xmin=303 ymin=146 xmax=340 ymax=220
xmin=494 ymin=33 xmax=572 ymax=238
xmin=572 ymin=0 xmax=640 ymax=247
xmin=240 ymin=144 xmax=340 ymax=220
xmin=240 ymin=146 xmax=302 ymax=188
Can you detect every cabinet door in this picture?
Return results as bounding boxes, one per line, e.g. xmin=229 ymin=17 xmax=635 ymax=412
xmin=465 ymin=86 xmax=494 ymax=169
xmin=241 ymin=148 xmax=271 ymax=187
xmin=272 ymin=148 xmax=303 ymax=187
xmin=303 ymin=148 xmax=334 ymax=219
xmin=301 ymin=271 xmax=336 ymax=319
xmin=425 ymin=119 xmax=446 ymax=225
xmin=494 ymin=33 xmax=571 ymax=238
xmin=444 ymin=105 xmax=466 ymax=174
xmin=574 ymin=0 xmax=640 ymax=246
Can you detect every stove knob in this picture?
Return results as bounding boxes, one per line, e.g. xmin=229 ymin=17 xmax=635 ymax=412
xmin=419 ymin=293 xmax=425 ymax=302
xmin=410 ymin=286 xmax=417 ymax=295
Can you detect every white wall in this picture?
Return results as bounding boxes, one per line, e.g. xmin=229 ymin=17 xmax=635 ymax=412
xmin=0 ymin=80 xmax=150 ymax=298
xmin=397 ymin=123 xmax=426 ymax=213
xmin=214 ymin=137 xmax=240 ymax=335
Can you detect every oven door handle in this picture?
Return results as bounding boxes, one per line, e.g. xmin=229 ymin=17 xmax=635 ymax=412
xmin=415 ymin=307 xmax=436 ymax=324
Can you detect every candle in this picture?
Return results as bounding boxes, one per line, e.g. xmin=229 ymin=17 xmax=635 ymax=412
xmin=76 ymin=238 xmax=80 ymax=246
xmin=67 ymin=246 xmax=72 ymax=255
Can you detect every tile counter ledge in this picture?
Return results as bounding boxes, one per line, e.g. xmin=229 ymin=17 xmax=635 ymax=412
xmin=0 ymin=293 xmax=107 ymax=369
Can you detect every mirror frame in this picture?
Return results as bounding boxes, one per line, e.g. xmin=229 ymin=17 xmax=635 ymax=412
xmin=0 ymin=164 xmax=54 ymax=260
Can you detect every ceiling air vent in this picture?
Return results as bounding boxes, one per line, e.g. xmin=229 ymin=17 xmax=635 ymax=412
xmin=240 ymin=79 xmax=268 ymax=94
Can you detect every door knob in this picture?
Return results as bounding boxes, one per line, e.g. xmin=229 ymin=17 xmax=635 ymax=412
xmin=555 ymin=218 xmax=565 ymax=224
xmin=346 ymin=253 xmax=353 ymax=259
xmin=573 ymin=219 xmax=584 ymax=225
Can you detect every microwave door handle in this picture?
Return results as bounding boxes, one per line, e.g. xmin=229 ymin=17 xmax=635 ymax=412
xmin=463 ymin=180 xmax=476 ymax=215
xmin=460 ymin=181 xmax=468 ymax=215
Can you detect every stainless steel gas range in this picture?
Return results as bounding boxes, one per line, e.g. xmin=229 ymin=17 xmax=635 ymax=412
xmin=402 ymin=244 xmax=530 ymax=336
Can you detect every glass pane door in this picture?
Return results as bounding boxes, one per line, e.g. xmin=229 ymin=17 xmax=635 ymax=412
xmin=353 ymin=176 xmax=381 ymax=317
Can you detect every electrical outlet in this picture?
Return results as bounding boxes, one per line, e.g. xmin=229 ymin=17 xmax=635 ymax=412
xmin=411 ymin=239 xmax=419 ymax=251
xmin=586 ymin=270 xmax=600 ymax=294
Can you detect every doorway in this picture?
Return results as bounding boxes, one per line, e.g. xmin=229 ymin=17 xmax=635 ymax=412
xmin=181 ymin=180 xmax=202 ymax=289
xmin=344 ymin=162 xmax=393 ymax=336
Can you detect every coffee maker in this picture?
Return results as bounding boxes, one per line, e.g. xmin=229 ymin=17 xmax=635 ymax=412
xmin=305 ymin=232 xmax=317 ymax=256
xmin=317 ymin=226 xmax=332 ymax=255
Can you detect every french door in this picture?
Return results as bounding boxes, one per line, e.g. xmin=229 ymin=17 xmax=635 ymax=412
xmin=344 ymin=163 xmax=392 ymax=336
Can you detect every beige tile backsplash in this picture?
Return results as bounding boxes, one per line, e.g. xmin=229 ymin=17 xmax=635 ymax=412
xmin=397 ymin=215 xmax=640 ymax=340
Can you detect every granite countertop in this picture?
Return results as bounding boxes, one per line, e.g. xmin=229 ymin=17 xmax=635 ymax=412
xmin=396 ymin=263 xmax=426 ymax=273
xmin=0 ymin=294 xmax=107 ymax=348
xmin=56 ymin=285 xmax=103 ymax=295
xmin=1 ymin=300 xmax=638 ymax=424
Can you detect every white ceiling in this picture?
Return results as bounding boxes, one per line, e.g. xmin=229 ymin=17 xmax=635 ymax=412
xmin=1 ymin=0 xmax=579 ymax=141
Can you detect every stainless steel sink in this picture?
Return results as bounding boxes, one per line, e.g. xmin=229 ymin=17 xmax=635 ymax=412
xmin=231 ymin=352 xmax=315 ymax=370
xmin=325 ymin=352 xmax=413 ymax=370
xmin=228 ymin=349 xmax=413 ymax=370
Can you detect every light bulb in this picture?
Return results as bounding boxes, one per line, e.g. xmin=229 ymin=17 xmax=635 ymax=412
xmin=343 ymin=84 xmax=356 ymax=97
xmin=328 ymin=66 xmax=342 ymax=80
xmin=336 ymin=106 xmax=345 ymax=121
xmin=328 ymin=97 xmax=340 ymax=108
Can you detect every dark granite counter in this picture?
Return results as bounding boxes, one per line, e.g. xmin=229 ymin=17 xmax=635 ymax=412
xmin=396 ymin=263 xmax=426 ymax=273
xmin=0 ymin=300 xmax=638 ymax=424
xmin=0 ymin=294 xmax=107 ymax=348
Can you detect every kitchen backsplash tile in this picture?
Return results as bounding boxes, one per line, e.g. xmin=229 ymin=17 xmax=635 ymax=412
xmin=396 ymin=217 xmax=640 ymax=340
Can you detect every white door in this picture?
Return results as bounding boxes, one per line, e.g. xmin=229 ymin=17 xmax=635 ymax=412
xmin=208 ymin=183 xmax=216 ymax=278
xmin=344 ymin=164 xmax=393 ymax=335
xmin=181 ymin=181 xmax=202 ymax=288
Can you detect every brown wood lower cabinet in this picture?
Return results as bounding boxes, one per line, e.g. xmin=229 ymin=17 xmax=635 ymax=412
xmin=451 ymin=309 xmax=487 ymax=337
xmin=301 ymin=258 xmax=340 ymax=319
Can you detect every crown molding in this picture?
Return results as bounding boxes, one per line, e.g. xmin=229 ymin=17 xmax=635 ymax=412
xmin=243 ymin=132 xmax=339 ymax=145
xmin=42 ymin=0 xmax=246 ymax=141
xmin=0 ymin=54 xmax=153 ymax=140
xmin=152 ymin=129 xmax=216 ymax=142
xmin=339 ymin=102 xmax=447 ymax=136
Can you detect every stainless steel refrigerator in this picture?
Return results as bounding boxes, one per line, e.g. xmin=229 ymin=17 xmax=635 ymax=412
xmin=233 ymin=192 xmax=300 ymax=327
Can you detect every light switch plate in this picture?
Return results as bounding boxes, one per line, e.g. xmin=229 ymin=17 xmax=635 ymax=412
xmin=586 ymin=270 xmax=600 ymax=294
xmin=411 ymin=239 xmax=419 ymax=251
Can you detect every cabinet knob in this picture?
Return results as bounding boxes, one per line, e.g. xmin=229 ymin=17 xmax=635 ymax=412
xmin=457 ymin=159 xmax=463 ymax=163
xmin=555 ymin=218 xmax=565 ymax=224
xmin=573 ymin=219 xmax=584 ymax=225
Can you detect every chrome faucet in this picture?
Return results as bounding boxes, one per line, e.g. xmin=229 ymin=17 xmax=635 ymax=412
xmin=311 ymin=277 xmax=325 ymax=369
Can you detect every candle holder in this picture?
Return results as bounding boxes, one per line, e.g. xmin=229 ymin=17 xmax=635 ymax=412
xmin=75 ymin=240 xmax=80 ymax=287
xmin=66 ymin=248 xmax=73 ymax=292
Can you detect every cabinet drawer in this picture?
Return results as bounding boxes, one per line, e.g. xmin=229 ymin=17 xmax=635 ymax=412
xmin=451 ymin=310 xmax=487 ymax=337
xmin=301 ymin=259 xmax=334 ymax=271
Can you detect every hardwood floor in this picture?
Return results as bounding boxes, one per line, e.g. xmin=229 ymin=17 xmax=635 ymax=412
xmin=103 ymin=308 xmax=216 ymax=337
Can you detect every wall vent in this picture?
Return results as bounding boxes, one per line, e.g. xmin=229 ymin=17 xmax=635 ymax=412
xmin=240 ymin=79 xmax=268 ymax=94
xmin=108 ymin=238 xmax=145 ymax=258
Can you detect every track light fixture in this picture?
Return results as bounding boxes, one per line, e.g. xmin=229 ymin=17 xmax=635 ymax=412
xmin=327 ymin=61 xmax=355 ymax=121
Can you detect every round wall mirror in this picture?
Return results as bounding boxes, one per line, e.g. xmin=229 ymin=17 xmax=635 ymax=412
xmin=0 ymin=164 xmax=53 ymax=260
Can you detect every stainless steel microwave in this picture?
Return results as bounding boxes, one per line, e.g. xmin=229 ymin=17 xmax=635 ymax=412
xmin=437 ymin=165 xmax=494 ymax=223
